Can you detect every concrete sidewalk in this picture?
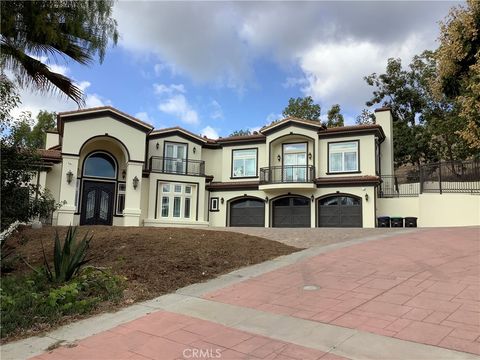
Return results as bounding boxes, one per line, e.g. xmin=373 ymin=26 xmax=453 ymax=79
xmin=2 ymin=228 xmax=479 ymax=360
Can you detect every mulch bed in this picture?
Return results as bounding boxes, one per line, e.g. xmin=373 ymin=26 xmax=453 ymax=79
xmin=5 ymin=225 xmax=299 ymax=303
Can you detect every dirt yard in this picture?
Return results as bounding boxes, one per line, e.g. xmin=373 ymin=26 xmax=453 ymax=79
xmin=6 ymin=226 xmax=299 ymax=302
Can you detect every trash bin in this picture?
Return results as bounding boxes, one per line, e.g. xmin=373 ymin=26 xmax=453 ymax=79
xmin=377 ymin=216 xmax=390 ymax=227
xmin=390 ymin=217 xmax=404 ymax=227
xmin=405 ymin=217 xmax=417 ymax=227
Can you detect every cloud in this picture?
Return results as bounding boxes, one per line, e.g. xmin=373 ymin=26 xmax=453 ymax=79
xmin=158 ymin=94 xmax=199 ymax=125
xmin=266 ymin=112 xmax=283 ymax=123
xmin=135 ymin=111 xmax=153 ymax=123
xmin=153 ymin=83 xmax=186 ymax=95
xmin=209 ymin=100 xmax=224 ymax=120
xmin=201 ymin=125 xmax=219 ymax=139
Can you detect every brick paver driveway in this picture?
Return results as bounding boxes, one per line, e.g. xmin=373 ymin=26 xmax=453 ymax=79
xmin=23 ymin=227 xmax=479 ymax=360
xmin=205 ymin=227 xmax=480 ymax=355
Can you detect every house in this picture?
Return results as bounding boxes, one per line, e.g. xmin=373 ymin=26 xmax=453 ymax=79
xmin=37 ymin=105 xmax=479 ymax=228
xmin=37 ymin=106 xmax=395 ymax=228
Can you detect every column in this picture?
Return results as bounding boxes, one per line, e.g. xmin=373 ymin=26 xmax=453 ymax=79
xmin=56 ymin=155 xmax=79 ymax=226
xmin=123 ymin=162 xmax=143 ymax=226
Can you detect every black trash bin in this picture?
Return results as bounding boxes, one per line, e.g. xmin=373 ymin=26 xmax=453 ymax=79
xmin=377 ymin=216 xmax=390 ymax=228
xmin=405 ymin=217 xmax=417 ymax=227
xmin=390 ymin=217 xmax=404 ymax=227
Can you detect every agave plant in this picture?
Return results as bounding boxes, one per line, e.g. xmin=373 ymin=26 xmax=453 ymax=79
xmin=43 ymin=226 xmax=92 ymax=283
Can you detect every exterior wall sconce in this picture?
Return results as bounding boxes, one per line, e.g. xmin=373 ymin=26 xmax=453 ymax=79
xmin=122 ymin=170 xmax=126 ymax=179
xmin=265 ymin=196 xmax=269 ymax=203
xmin=277 ymin=154 xmax=281 ymax=162
xmin=133 ymin=176 xmax=139 ymax=189
xmin=308 ymin=152 xmax=312 ymax=160
xmin=193 ymin=147 xmax=196 ymax=154
xmin=220 ymin=197 xmax=224 ymax=204
xmin=311 ymin=195 xmax=315 ymax=202
xmin=66 ymin=170 xmax=74 ymax=184
xmin=365 ymin=193 xmax=369 ymax=202
xmin=156 ymin=142 xmax=159 ymax=150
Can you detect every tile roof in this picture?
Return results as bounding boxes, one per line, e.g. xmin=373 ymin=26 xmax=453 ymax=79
xmin=37 ymin=149 xmax=62 ymax=162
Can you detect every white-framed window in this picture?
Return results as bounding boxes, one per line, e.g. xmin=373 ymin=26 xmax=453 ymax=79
xmin=159 ymin=182 xmax=194 ymax=219
xmin=116 ymin=183 xmax=126 ymax=215
xmin=232 ymin=148 xmax=257 ymax=178
xmin=328 ymin=141 xmax=359 ymax=173
xmin=210 ymin=197 xmax=219 ymax=211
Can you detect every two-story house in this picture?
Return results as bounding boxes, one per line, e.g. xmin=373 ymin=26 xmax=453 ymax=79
xmin=38 ymin=106 xmax=394 ymax=228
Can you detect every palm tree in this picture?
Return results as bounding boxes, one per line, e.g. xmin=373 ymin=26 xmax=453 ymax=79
xmin=0 ymin=0 xmax=118 ymax=106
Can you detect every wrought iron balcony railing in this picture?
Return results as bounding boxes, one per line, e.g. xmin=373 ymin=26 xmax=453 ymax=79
xmin=259 ymin=165 xmax=315 ymax=184
xmin=149 ymin=156 xmax=205 ymax=176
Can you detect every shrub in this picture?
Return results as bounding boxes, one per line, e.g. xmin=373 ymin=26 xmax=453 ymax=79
xmin=0 ymin=268 xmax=125 ymax=339
xmin=43 ymin=226 xmax=92 ymax=283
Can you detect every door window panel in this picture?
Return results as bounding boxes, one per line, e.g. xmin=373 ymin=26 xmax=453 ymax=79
xmin=159 ymin=183 xmax=194 ymax=219
xmin=184 ymin=198 xmax=191 ymax=218
xmin=164 ymin=142 xmax=187 ymax=174
xmin=173 ymin=197 xmax=181 ymax=217
xmin=99 ymin=191 xmax=109 ymax=220
xmin=86 ymin=191 xmax=95 ymax=219
xmin=161 ymin=197 xmax=169 ymax=217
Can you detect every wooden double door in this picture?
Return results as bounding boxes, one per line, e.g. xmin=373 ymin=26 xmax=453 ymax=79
xmin=80 ymin=180 xmax=115 ymax=225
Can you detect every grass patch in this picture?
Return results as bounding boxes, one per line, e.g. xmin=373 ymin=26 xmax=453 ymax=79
xmin=1 ymin=268 xmax=124 ymax=339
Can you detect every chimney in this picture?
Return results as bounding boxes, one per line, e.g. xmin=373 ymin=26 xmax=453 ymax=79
xmin=375 ymin=107 xmax=394 ymax=176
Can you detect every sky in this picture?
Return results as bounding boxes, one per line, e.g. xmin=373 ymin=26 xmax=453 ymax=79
xmin=15 ymin=1 xmax=459 ymax=139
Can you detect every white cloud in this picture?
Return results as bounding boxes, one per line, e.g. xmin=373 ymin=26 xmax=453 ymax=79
xmin=266 ymin=112 xmax=282 ymax=123
xmin=153 ymin=83 xmax=186 ymax=95
xmin=201 ymin=125 xmax=219 ymax=139
xmin=135 ymin=111 xmax=153 ymax=123
xmin=158 ymin=94 xmax=199 ymax=125
xmin=209 ymin=100 xmax=224 ymax=120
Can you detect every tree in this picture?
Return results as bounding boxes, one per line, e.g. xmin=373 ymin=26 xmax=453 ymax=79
xmin=355 ymin=109 xmax=375 ymax=125
xmin=326 ymin=104 xmax=344 ymax=127
xmin=1 ymin=0 xmax=118 ymax=105
xmin=1 ymin=84 xmax=58 ymax=230
xmin=7 ymin=110 xmax=56 ymax=149
xmin=229 ymin=129 xmax=251 ymax=137
xmin=30 ymin=111 xmax=56 ymax=148
xmin=282 ymin=96 xmax=321 ymax=120
xmin=435 ymin=0 xmax=480 ymax=149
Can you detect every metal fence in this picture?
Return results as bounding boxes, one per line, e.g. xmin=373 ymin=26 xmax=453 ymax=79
xmin=379 ymin=159 xmax=480 ymax=197
xmin=260 ymin=165 xmax=315 ymax=184
xmin=149 ymin=156 xmax=205 ymax=176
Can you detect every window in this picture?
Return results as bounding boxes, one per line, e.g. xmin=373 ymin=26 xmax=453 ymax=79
xmin=210 ymin=197 xmax=219 ymax=211
xmin=84 ymin=152 xmax=116 ymax=178
xmin=232 ymin=149 xmax=257 ymax=178
xmin=164 ymin=142 xmax=187 ymax=174
xmin=74 ymin=178 xmax=80 ymax=211
xmin=328 ymin=141 xmax=359 ymax=173
xmin=159 ymin=182 xmax=193 ymax=219
xmin=116 ymin=183 xmax=126 ymax=215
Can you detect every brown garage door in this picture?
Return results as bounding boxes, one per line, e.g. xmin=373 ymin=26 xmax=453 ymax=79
xmin=230 ymin=198 xmax=265 ymax=227
xmin=272 ymin=196 xmax=310 ymax=228
xmin=318 ymin=195 xmax=362 ymax=227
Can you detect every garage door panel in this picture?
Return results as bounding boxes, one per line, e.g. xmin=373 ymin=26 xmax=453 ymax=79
xmin=230 ymin=199 xmax=265 ymax=227
xmin=318 ymin=195 xmax=362 ymax=228
xmin=273 ymin=196 xmax=310 ymax=228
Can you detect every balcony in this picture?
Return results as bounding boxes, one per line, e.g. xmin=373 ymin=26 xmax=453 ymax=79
xmin=259 ymin=165 xmax=316 ymax=190
xmin=149 ymin=156 xmax=205 ymax=176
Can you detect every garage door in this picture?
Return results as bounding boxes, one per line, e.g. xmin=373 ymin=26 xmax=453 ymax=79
xmin=230 ymin=198 xmax=265 ymax=227
xmin=318 ymin=195 xmax=362 ymax=227
xmin=272 ymin=196 xmax=310 ymax=228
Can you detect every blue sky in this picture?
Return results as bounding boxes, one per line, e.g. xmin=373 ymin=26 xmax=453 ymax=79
xmin=16 ymin=1 xmax=458 ymax=139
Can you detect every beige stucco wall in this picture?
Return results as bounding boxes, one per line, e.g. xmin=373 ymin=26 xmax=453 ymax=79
xmin=375 ymin=110 xmax=394 ymax=176
xmin=78 ymin=139 xmax=128 ymax=180
xmin=62 ymin=116 xmax=146 ymax=162
xmin=203 ymin=148 xmax=222 ymax=179
xmin=318 ymin=135 xmax=376 ymax=177
xmin=377 ymin=194 xmax=480 ymax=227
xmin=45 ymin=132 xmax=59 ymax=149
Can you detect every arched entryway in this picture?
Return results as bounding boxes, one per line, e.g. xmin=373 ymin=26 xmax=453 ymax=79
xmin=80 ymin=151 xmax=117 ymax=225
xmin=229 ymin=197 xmax=265 ymax=227
xmin=272 ymin=195 xmax=310 ymax=228
xmin=318 ymin=194 xmax=362 ymax=227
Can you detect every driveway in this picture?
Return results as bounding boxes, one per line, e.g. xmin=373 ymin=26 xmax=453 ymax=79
xmin=6 ymin=227 xmax=479 ymax=360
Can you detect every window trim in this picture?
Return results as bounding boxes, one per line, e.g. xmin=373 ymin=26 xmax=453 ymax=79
xmin=327 ymin=140 xmax=361 ymax=174
xmin=230 ymin=147 xmax=258 ymax=179
xmin=210 ymin=197 xmax=219 ymax=212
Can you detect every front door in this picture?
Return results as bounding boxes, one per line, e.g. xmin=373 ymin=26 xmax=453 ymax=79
xmin=164 ymin=142 xmax=187 ymax=174
xmin=80 ymin=181 xmax=115 ymax=225
xmin=283 ymin=143 xmax=307 ymax=182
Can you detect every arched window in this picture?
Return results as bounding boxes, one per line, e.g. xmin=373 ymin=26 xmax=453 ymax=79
xmin=83 ymin=152 xmax=116 ymax=178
